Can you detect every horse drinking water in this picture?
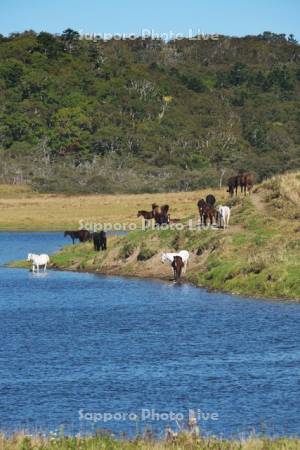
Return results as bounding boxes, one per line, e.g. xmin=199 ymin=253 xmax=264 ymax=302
xmin=161 ymin=250 xmax=190 ymax=281
xmin=27 ymin=253 xmax=50 ymax=272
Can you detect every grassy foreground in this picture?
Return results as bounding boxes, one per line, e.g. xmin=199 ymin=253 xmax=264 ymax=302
xmin=1 ymin=433 xmax=300 ymax=450
xmin=10 ymin=172 xmax=300 ymax=300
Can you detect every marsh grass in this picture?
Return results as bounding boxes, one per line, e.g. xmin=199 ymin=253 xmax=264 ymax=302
xmin=0 ymin=433 xmax=299 ymax=450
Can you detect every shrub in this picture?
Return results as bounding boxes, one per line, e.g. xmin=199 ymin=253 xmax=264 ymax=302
xmin=137 ymin=244 xmax=156 ymax=261
xmin=119 ymin=242 xmax=136 ymax=259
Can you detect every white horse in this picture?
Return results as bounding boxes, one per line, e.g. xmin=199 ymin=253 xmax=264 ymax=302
xmin=216 ymin=205 xmax=231 ymax=229
xmin=27 ymin=253 xmax=50 ymax=272
xmin=161 ymin=250 xmax=190 ymax=274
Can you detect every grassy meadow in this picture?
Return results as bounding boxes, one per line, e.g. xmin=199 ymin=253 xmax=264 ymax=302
xmin=10 ymin=172 xmax=300 ymax=300
xmin=0 ymin=184 xmax=228 ymax=231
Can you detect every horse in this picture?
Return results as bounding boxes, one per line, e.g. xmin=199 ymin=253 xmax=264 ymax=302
xmin=137 ymin=210 xmax=154 ymax=228
xmin=227 ymin=176 xmax=239 ymax=196
xmin=171 ymin=255 xmax=184 ymax=282
xmin=206 ymin=194 xmax=216 ymax=206
xmin=27 ymin=253 xmax=50 ymax=272
xmin=240 ymin=172 xmax=254 ymax=195
xmin=93 ymin=231 xmax=107 ymax=251
xmin=161 ymin=250 xmax=189 ymax=275
xmin=227 ymin=172 xmax=254 ymax=196
xmin=216 ymin=205 xmax=231 ymax=229
xmin=197 ymin=199 xmax=216 ymax=226
xmin=197 ymin=199 xmax=206 ymax=226
xmin=64 ymin=230 xmax=91 ymax=244
xmin=153 ymin=204 xmax=170 ymax=226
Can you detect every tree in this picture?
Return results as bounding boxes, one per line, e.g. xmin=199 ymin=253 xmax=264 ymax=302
xmin=37 ymin=32 xmax=63 ymax=57
xmin=61 ymin=28 xmax=80 ymax=52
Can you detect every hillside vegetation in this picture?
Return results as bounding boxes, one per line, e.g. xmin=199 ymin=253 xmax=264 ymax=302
xmin=0 ymin=30 xmax=300 ymax=192
xmin=11 ymin=172 xmax=300 ymax=300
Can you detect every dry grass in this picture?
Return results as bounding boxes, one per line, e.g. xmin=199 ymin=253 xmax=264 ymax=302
xmin=0 ymin=185 xmax=228 ymax=231
xmin=260 ymin=172 xmax=300 ymax=218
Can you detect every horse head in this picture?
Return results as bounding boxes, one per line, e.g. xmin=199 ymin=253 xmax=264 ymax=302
xmin=27 ymin=253 xmax=33 ymax=261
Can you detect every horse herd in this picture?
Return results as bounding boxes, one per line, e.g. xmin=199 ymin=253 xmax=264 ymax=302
xmin=138 ymin=194 xmax=231 ymax=230
xmin=227 ymin=172 xmax=254 ymax=196
xmin=27 ymin=172 xmax=253 ymax=280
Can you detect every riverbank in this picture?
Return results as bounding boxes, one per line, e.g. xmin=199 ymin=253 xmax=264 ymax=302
xmin=10 ymin=173 xmax=300 ymax=300
xmin=1 ymin=433 xmax=300 ymax=450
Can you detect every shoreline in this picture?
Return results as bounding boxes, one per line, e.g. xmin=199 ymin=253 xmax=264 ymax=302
xmin=49 ymin=265 xmax=300 ymax=303
xmin=9 ymin=251 xmax=299 ymax=303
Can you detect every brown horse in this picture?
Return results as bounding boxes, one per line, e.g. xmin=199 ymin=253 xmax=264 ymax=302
xmin=171 ymin=255 xmax=184 ymax=281
xmin=197 ymin=199 xmax=206 ymax=226
xmin=64 ymin=229 xmax=91 ymax=244
xmin=197 ymin=199 xmax=216 ymax=226
xmin=153 ymin=204 xmax=170 ymax=226
xmin=240 ymin=172 xmax=254 ymax=195
xmin=137 ymin=210 xmax=154 ymax=228
xmin=227 ymin=172 xmax=254 ymax=196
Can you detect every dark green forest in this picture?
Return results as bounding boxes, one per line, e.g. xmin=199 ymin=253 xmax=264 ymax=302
xmin=0 ymin=29 xmax=299 ymax=193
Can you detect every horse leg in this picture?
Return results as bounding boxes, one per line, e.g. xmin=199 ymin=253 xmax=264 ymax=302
xmin=178 ymin=265 xmax=183 ymax=280
xmin=173 ymin=266 xmax=176 ymax=280
xmin=44 ymin=262 xmax=47 ymax=272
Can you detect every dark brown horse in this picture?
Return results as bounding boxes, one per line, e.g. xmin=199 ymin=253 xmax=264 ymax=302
xmin=137 ymin=209 xmax=154 ymax=228
xmin=64 ymin=229 xmax=91 ymax=244
xmin=227 ymin=172 xmax=254 ymax=196
xmin=206 ymin=194 xmax=216 ymax=206
xmin=171 ymin=255 xmax=184 ymax=281
xmin=197 ymin=199 xmax=206 ymax=226
xmin=227 ymin=176 xmax=239 ymax=196
xmin=153 ymin=204 xmax=170 ymax=226
xmin=240 ymin=172 xmax=254 ymax=195
xmin=197 ymin=199 xmax=216 ymax=226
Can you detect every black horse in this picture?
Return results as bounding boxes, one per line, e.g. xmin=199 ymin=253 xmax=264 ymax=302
xmin=93 ymin=231 xmax=107 ymax=251
xmin=64 ymin=229 xmax=91 ymax=244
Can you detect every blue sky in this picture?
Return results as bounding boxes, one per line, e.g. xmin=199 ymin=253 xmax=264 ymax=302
xmin=0 ymin=0 xmax=299 ymax=40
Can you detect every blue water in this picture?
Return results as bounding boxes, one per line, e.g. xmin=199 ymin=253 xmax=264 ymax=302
xmin=0 ymin=232 xmax=299 ymax=438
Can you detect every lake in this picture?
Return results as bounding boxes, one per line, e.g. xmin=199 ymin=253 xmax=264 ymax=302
xmin=0 ymin=232 xmax=299 ymax=438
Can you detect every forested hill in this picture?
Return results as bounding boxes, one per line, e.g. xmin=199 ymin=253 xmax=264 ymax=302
xmin=0 ymin=30 xmax=299 ymax=193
